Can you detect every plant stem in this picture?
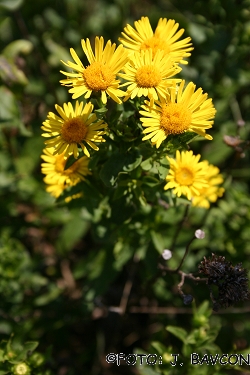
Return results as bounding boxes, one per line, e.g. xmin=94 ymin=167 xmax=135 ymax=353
xmin=170 ymin=204 xmax=190 ymax=252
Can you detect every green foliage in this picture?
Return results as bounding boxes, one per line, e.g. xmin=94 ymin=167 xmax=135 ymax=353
xmin=0 ymin=0 xmax=250 ymax=374
xmin=137 ymin=302 xmax=250 ymax=374
xmin=0 ymin=335 xmax=50 ymax=375
xmin=0 ymin=231 xmax=47 ymax=304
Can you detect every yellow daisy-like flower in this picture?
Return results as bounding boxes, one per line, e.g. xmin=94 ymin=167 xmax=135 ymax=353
xmin=119 ymin=16 xmax=193 ymax=64
xmin=60 ymin=37 xmax=129 ymax=104
xmin=118 ymin=49 xmax=181 ymax=102
xmin=164 ymin=150 xmax=209 ymax=200
xmin=41 ymin=147 xmax=91 ymax=198
xmin=41 ymin=147 xmax=91 ymax=185
xmin=41 ymin=101 xmax=107 ymax=158
xmin=140 ymin=80 xmax=216 ymax=148
xmin=192 ymin=162 xmax=225 ymax=209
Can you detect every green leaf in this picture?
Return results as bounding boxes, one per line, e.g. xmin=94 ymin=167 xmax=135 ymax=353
xmin=3 ymin=39 xmax=33 ymax=59
xmin=0 ymin=0 xmax=23 ymax=10
xmin=95 ymin=107 xmax=108 ymax=114
xmin=44 ymin=39 xmax=73 ymax=67
xmin=150 ymin=231 xmax=165 ymax=253
xmin=182 ymin=343 xmax=193 ymax=357
xmin=141 ymin=158 xmax=153 ymax=171
xmin=0 ymin=349 xmax=4 ymax=361
xmin=111 ymin=198 xmax=135 ymax=224
xmin=0 ymin=86 xmax=20 ymax=124
xmin=142 ymin=175 xmax=160 ymax=187
xmin=23 ymin=341 xmax=39 ymax=353
xmin=189 ymin=23 xmax=208 ymax=44
xmin=178 ymin=132 xmax=200 ymax=144
xmin=166 ymin=325 xmax=188 ymax=343
xmin=64 ymin=154 xmax=79 ymax=170
xmin=57 ymin=215 xmax=90 ymax=253
xmin=34 ymin=285 xmax=61 ymax=306
xmin=99 ymin=152 xmax=127 ymax=187
xmin=150 ymin=341 xmax=168 ymax=355
xmin=100 ymin=149 xmax=142 ymax=187
xmin=112 ymin=185 xmax=127 ymax=200
xmin=9 ymin=341 xmax=39 ymax=363
xmin=114 ymin=242 xmax=133 ymax=270
xmin=195 ymin=300 xmax=212 ymax=317
xmin=0 ymin=56 xmax=27 ymax=85
xmin=123 ymin=149 xmax=142 ymax=172
xmin=85 ymin=248 xmax=117 ymax=296
xmin=157 ymin=160 xmax=169 ymax=180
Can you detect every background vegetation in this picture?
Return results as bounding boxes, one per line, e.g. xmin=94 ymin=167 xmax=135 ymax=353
xmin=0 ymin=0 xmax=250 ymax=374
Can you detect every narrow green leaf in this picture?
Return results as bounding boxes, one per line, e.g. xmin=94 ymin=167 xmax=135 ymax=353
xmin=0 ymin=0 xmax=23 ymax=10
xmin=166 ymin=325 xmax=188 ymax=343
xmin=150 ymin=231 xmax=165 ymax=253
xmin=3 ymin=39 xmax=33 ymax=59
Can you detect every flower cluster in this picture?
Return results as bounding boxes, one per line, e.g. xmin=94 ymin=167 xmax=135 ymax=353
xmin=199 ymin=254 xmax=250 ymax=311
xmin=41 ymin=16 xmax=223 ymax=206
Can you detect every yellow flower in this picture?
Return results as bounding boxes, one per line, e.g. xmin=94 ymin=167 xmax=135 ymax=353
xmin=164 ymin=150 xmax=209 ymax=200
xmin=60 ymin=37 xmax=129 ymax=104
xmin=192 ymin=162 xmax=225 ymax=208
xmin=140 ymin=80 xmax=216 ymax=148
xmin=119 ymin=16 xmax=193 ymax=64
xmin=41 ymin=101 xmax=107 ymax=158
xmin=44 ymin=183 xmax=65 ymax=199
xmin=44 ymin=182 xmax=83 ymax=201
xmin=41 ymin=147 xmax=91 ymax=198
xmin=118 ymin=49 xmax=181 ymax=102
xmin=12 ymin=363 xmax=30 ymax=375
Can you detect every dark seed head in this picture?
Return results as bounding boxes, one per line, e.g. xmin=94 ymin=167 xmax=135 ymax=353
xmin=183 ymin=294 xmax=193 ymax=305
xmin=199 ymin=253 xmax=250 ymax=310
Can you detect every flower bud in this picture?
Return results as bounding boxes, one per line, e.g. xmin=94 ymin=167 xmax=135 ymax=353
xmin=183 ymin=294 xmax=193 ymax=305
xmin=195 ymin=229 xmax=205 ymax=239
xmin=162 ymin=249 xmax=172 ymax=260
xmin=12 ymin=363 xmax=30 ymax=375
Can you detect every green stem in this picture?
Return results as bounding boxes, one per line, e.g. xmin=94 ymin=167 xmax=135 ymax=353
xmin=170 ymin=204 xmax=190 ymax=252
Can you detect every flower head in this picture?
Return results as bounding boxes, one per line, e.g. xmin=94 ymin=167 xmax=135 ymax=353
xmin=140 ymin=80 xmax=215 ymax=148
xmin=12 ymin=363 xmax=30 ymax=375
xmin=42 ymin=101 xmax=107 ymax=158
xmin=41 ymin=147 xmax=91 ymax=198
xmin=164 ymin=150 xmax=208 ymax=200
xmin=119 ymin=49 xmax=181 ymax=102
xmin=192 ymin=162 xmax=225 ymax=209
xmin=199 ymin=253 xmax=250 ymax=311
xmin=60 ymin=37 xmax=129 ymax=104
xmin=119 ymin=17 xmax=193 ymax=64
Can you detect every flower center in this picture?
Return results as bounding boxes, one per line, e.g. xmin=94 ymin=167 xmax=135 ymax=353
xmin=175 ymin=167 xmax=194 ymax=186
xmin=160 ymin=103 xmax=192 ymax=135
xmin=55 ymin=153 xmax=67 ymax=173
xmin=140 ymin=36 xmax=170 ymax=57
xmin=83 ymin=61 xmax=114 ymax=91
xmin=135 ymin=65 xmax=162 ymax=87
xmin=61 ymin=117 xmax=88 ymax=143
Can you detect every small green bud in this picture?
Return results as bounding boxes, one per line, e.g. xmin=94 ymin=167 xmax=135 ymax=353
xmin=6 ymin=351 xmax=15 ymax=359
xmin=193 ymin=315 xmax=208 ymax=327
xmin=12 ymin=362 xmax=30 ymax=375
